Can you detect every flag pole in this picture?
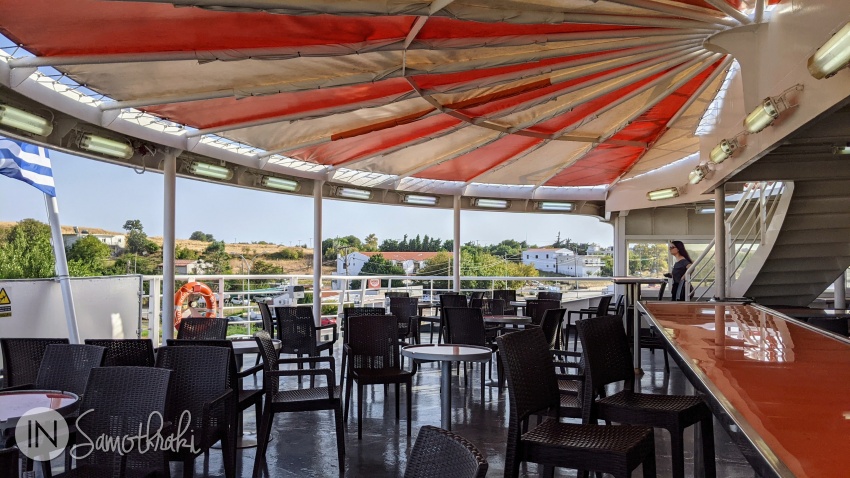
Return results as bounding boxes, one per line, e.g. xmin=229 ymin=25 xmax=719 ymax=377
xmin=44 ymin=193 xmax=81 ymax=343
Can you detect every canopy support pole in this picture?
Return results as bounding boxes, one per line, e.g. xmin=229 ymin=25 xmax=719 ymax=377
xmin=714 ymin=186 xmax=727 ymax=301
xmin=453 ymin=195 xmax=461 ymax=293
xmin=162 ymin=153 xmax=176 ymax=343
xmin=313 ymin=181 xmax=324 ymax=326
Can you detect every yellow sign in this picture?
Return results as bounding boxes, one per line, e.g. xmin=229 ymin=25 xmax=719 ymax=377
xmin=0 ymin=288 xmax=9 ymax=305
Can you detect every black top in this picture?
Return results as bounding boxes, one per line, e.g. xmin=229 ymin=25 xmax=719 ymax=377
xmin=671 ymin=258 xmax=691 ymax=283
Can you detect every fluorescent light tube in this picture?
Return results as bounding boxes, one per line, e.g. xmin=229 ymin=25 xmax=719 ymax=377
xmin=474 ymin=198 xmax=509 ymax=209
xmin=337 ymin=187 xmax=372 ymax=200
xmin=188 ymin=161 xmax=233 ymax=180
xmin=808 ymin=21 xmax=850 ymax=79
xmin=403 ymin=194 xmax=438 ymax=206
xmin=688 ymin=167 xmax=706 ymax=185
xmin=261 ymin=176 xmax=299 ymax=191
xmin=80 ymin=133 xmax=133 ymax=159
xmin=710 ymin=139 xmax=738 ymax=164
xmin=647 ymin=187 xmax=679 ymax=201
xmin=536 ymin=201 xmax=574 ymax=212
xmin=0 ymin=104 xmax=53 ymax=136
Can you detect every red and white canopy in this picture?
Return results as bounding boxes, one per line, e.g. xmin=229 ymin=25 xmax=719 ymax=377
xmin=0 ymin=0 xmax=775 ymax=193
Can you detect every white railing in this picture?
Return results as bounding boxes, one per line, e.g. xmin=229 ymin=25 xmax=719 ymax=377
xmin=141 ymin=274 xmax=615 ymax=340
xmin=686 ymin=181 xmax=787 ymax=301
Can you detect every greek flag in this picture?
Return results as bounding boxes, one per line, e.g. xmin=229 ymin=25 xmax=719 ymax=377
xmin=0 ymin=137 xmax=55 ymax=197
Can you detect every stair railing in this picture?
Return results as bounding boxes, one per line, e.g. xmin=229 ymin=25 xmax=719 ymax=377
xmin=686 ymin=181 xmax=786 ymax=301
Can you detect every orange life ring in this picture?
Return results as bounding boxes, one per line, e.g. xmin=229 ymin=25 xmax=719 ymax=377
xmin=174 ymin=281 xmax=217 ymax=329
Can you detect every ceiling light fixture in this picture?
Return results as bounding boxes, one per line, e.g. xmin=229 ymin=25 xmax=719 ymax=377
xmin=261 ymin=176 xmax=299 ymax=192
xmin=0 ymin=103 xmax=53 ymax=136
xmin=473 ymin=198 xmax=510 ymax=209
xmin=647 ymin=187 xmax=680 ymax=201
xmin=808 ymin=21 xmax=850 ymax=79
xmin=80 ymin=133 xmax=133 ymax=159
xmin=337 ymin=187 xmax=372 ymax=200
xmin=403 ymin=194 xmax=438 ymax=206
xmin=743 ymin=85 xmax=803 ymax=134
xmin=709 ymin=138 xmax=740 ymax=164
xmin=536 ymin=201 xmax=574 ymax=212
xmin=696 ymin=205 xmax=735 ymax=214
xmin=833 ymin=144 xmax=850 ymax=155
xmin=187 ymin=161 xmax=233 ymax=180
xmin=688 ymin=165 xmax=709 ymax=185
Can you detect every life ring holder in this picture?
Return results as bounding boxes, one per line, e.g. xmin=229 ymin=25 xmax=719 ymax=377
xmin=174 ymin=281 xmax=217 ymax=329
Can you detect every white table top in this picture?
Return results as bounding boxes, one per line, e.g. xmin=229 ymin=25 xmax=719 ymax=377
xmin=401 ymin=344 xmax=492 ymax=362
xmin=484 ymin=315 xmax=531 ymax=324
xmin=0 ymin=390 xmax=78 ymax=430
xmin=230 ymin=338 xmax=281 ymax=354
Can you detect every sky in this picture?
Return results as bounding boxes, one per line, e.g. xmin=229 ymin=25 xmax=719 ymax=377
xmin=0 ymin=149 xmax=613 ymax=248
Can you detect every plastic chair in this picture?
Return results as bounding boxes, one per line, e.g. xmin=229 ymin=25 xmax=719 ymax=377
xmin=403 ymin=426 xmax=488 ymax=478
xmin=537 ymin=291 xmax=562 ymax=301
xmin=565 ymin=295 xmax=613 ymax=350
xmin=524 ymin=299 xmax=560 ymax=326
xmin=443 ymin=307 xmax=500 ymax=399
xmin=177 ymin=317 xmax=229 ymax=340
xmin=492 ymin=290 xmax=517 ymax=315
xmin=390 ymin=296 xmax=420 ymax=345
xmin=84 ymin=339 xmax=155 ymax=367
xmin=0 ymin=447 xmax=18 ymax=478
xmin=0 ymin=338 xmax=69 ymax=388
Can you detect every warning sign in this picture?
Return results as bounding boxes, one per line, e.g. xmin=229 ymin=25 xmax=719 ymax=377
xmin=367 ymin=278 xmax=381 ymax=289
xmin=0 ymin=287 xmax=10 ymax=318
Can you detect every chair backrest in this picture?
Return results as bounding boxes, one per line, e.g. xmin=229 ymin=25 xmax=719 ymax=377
xmin=0 ymin=338 xmax=69 ymax=387
xmin=576 ymin=314 xmax=635 ymax=395
xmin=155 ymin=346 xmax=231 ymax=449
xmin=389 ymin=297 xmax=419 ymax=337
xmin=35 ymin=344 xmax=105 ymax=396
xmin=594 ymin=295 xmax=614 ymax=315
xmin=254 ymin=330 xmax=282 ymax=393
xmin=470 ymin=291 xmax=485 ymax=301
xmin=177 ymin=317 xmax=229 ymax=340
xmin=443 ymin=307 xmax=486 ymax=347
xmin=482 ymin=298 xmax=505 ymax=316
xmin=537 ymin=291 xmax=562 ymax=301
xmin=496 ymin=328 xmax=561 ymax=422
xmin=540 ymin=308 xmax=566 ymax=349
xmin=0 ymin=446 xmax=18 ymax=478
xmin=256 ymin=301 xmax=276 ymax=334
xmin=165 ymin=339 xmax=238 ymax=391
xmin=492 ymin=290 xmax=517 ymax=304
xmin=273 ymin=306 xmax=316 ymax=354
xmin=73 ymin=367 xmax=172 ymax=474
xmin=404 ymin=425 xmax=488 ymax=478
xmin=657 ymin=281 xmax=668 ymax=300
xmin=440 ymin=294 xmax=468 ymax=309
xmin=469 ymin=298 xmax=484 ymax=309
xmin=347 ymin=315 xmax=401 ymax=371
xmin=386 ymin=291 xmax=410 ymax=298
xmin=613 ymin=295 xmax=626 ymax=316
xmin=84 ymin=339 xmax=155 ymax=367
xmin=342 ymin=307 xmax=387 ymax=343
xmin=525 ymin=299 xmax=560 ymax=326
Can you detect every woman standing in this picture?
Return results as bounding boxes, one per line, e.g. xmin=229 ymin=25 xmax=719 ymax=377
xmin=665 ymin=240 xmax=693 ymax=301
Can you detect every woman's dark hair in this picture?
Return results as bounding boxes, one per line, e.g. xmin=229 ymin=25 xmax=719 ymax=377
xmin=670 ymin=240 xmax=693 ymax=263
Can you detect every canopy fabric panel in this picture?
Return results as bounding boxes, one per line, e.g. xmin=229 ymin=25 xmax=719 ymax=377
xmin=0 ymin=0 xmax=758 ymax=190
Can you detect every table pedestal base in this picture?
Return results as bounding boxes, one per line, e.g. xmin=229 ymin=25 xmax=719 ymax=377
xmin=440 ymin=361 xmax=451 ymax=430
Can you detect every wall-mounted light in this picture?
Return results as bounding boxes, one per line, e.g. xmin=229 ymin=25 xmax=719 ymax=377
xmin=473 ymin=198 xmax=510 ymax=209
xmin=187 ymin=161 xmax=233 ymax=180
xmin=535 ymin=201 xmax=574 ymax=212
xmin=261 ymin=176 xmax=299 ymax=192
xmin=709 ymin=138 xmax=740 ymax=164
xmin=688 ymin=164 xmax=709 ymax=185
xmin=647 ymin=187 xmax=680 ymax=201
xmin=696 ymin=205 xmax=735 ymax=214
xmin=743 ymin=85 xmax=803 ymax=134
xmin=337 ymin=187 xmax=372 ymax=200
xmin=402 ymin=194 xmax=438 ymax=206
xmin=808 ymin=21 xmax=850 ymax=79
xmin=0 ymin=103 xmax=53 ymax=136
xmin=833 ymin=144 xmax=850 ymax=155
xmin=80 ymin=133 xmax=133 ymax=159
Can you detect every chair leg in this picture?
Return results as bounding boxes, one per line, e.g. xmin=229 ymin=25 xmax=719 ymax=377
xmin=406 ymin=379 xmax=413 ymax=437
xmin=395 ymin=383 xmax=400 ymax=421
xmin=664 ymin=351 xmax=670 ymax=373
xmin=700 ymin=416 xmax=717 ymax=478
xmin=334 ymin=404 xmax=346 ymax=471
xmin=670 ymin=427 xmax=686 ymax=478
xmin=357 ymin=382 xmax=365 ymax=440
xmin=642 ymin=444 xmax=657 ymax=478
xmin=480 ymin=362 xmax=485 ymax=403
xmin=221 ymin=420 xmax=235 ymax=478
xmin=252 ymin=406 xmax=273 ymax=477
xmin=344 ymin=375 xmax=354 ymax=422
xmin=183 ymin=457 xmax=195 ymax=478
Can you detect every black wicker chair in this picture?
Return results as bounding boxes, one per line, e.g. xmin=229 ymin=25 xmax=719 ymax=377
xmin=443 ymin=307 xmax=500 ymax=399
xmin=0 ymin=338 xmax=69 ymax=388
xmin=253 ymin=330 xmax=344 ymax=476
xmin=637 ymin=282 xmax=670 ymax=372
xmin=343 ymin=315 xmax=416 ymax=439
xmin=496 ymin=328 xmax=656 ymax=478
xmin=155 ymin=346 xmax=235 ymax=478
xmin=56 ymin=367 xmax=172 ymax=478
xmin=390 ymin=297 xmax=420 ymax=345
xmin=31 ymin=344 xmax=105 ymax=396
xmin=525 ymin=299 xmax=560 ymax=327
xmin=577 ymin=314 xmax=716 ymax=478
xmin=165 ymin=339 xmax=264 ymax=452
xmin=539 ymin=308 xmax=566 ymax=350
xmin=403 ymin=425 xmax=488 ymax=478
xmin=274 ymin=306 xmax=337 ymax=387
xmin=340 ymin=307 xmax=387 ymax=390
xmin=0 ymin=447 xmax=18 ymax=478
xmin=492 ymin=290 xmax=517 ymax=315
xmin=84 ymin=339 xmax=155 ymax=367
xmin=481 ymin=298 xmax=506 ymax=316
xmin=386 ymin=291 xmax=410 ymax=298
xmin=565 ymin=294 xmax=613 ymax=350
xmin=437 ymin=294 xmax=468 ymax=344
xmin=177 ymin=317 xmax=229 ymax=340
xmin=256 ymin=301 xmax=276 ymax=336
xmin=537 ymin=291 xmax=563 ymax=301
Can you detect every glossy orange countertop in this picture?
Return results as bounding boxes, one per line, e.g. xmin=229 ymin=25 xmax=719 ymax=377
xmin=641 ymin=302 xmax=850 ymax=478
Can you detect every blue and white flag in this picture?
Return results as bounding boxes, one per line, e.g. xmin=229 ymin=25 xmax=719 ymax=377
xmin=0 ymin=137 xmax=55 ymax=197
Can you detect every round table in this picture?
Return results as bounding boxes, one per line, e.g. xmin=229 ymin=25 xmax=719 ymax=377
xmin=401 ymin=344 xmax=492 ymax=430
xmin=484 ymin=315 xmax=531 ymax=325
xmin=229 ymin=338 xmax=281 ymax=356
xmin=0 ymin=390 xmax=79 ymax=432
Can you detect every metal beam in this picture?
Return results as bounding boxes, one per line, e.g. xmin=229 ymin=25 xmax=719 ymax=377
xmin=715 ymin=186 xmax=727 ymax=300
xmin=666 ymin=55 xmax=733 ymax=127
xmin=601 ymin=0 xmax=737 ymax=27
xmin=753 ymin=0 xmax=766 ymax=23
xmin=162 ymin=153 xmax=177 ymax=343
xmin=703 ymin=0 xmax=753 ymax=25
xmin=313 ymin=181 xmax=324 ymax=326
xmin=453 ymin=195 xmax=461 ymax=292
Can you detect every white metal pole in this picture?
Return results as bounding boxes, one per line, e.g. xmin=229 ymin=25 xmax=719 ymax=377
xmin=835 ymin=271 xmax=847 ymax=309
xmin=453 ymin=195 xmax=461 ymax=293
xmin=162 ymin=154 xmax=177 ymax=341
xmin=715 ymin=186 xmax=727 ymax=300
xmin=313 ymin=181 xmax=324 ymax=326
xmin=44 ymin=195 xmax=80 ymax=343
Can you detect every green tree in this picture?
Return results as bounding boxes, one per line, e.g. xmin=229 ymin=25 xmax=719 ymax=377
xmin=0 ymin=219 xmax=55 ymax=279
xmin=201 ymin=240 xmax=231 ymax=274
xmin=123 ymin=219 xmax=149 ymax=254
xmin=251 ymin=260 xmax=283 ymax=275
xmin=175 ymin=246 xmax=199 ymax=260
xmin=122 ymin=220 xmax=143 ymax=233
xmin=363 ymin=233 xmax=379 ymax=252
xmin=189 ymin=231 xmax=215 ymax=242
xmin=600 ymin=255 xmax=614 ymax=277
xmin=65 ymin=235 xmax=111 ymax=275
xmin=356 ymin=253 xmax=405 ymax=287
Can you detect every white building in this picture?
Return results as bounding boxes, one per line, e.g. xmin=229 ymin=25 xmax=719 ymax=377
xmin=158 ymin=259 xmax=210 ymax=274
xmin=61 ymin=226 xmax=125 ymax=254
xmin=338 ymin=251 xmax=439 ymax=276
xmin=560 ymin=255 xmax=605 ymax=277
xmin=587 ymin=245 xmax=614 ymax=256
xmin=521 ymin=248 xmax=574 ymax=274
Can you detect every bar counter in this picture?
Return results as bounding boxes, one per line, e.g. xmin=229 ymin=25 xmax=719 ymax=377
xmin=638 ymin=301 xmax=850 ymax=478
